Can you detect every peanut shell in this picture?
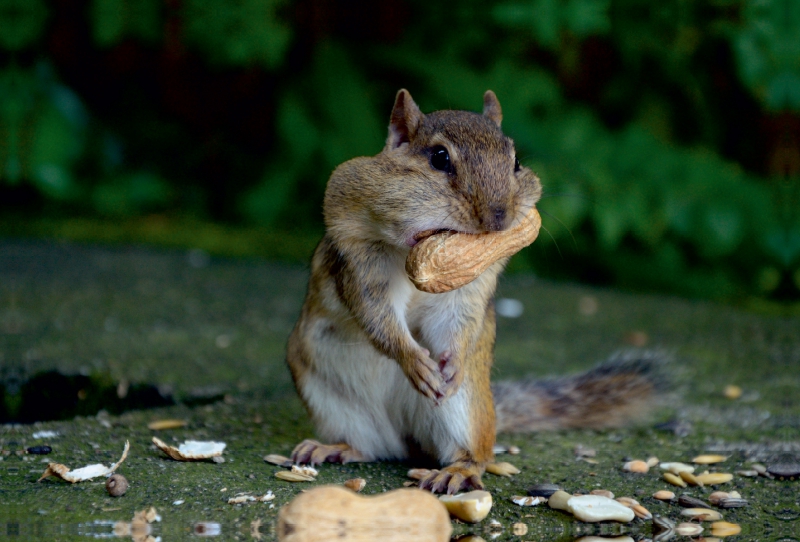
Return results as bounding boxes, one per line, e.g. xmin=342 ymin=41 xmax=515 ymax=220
xmin=406 ymin=206 xmax=541 ymax=293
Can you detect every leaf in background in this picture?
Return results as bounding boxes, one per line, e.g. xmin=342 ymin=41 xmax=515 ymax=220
xmin=493 ymin=0 xmax=560 ymax=49
xmin=698 ymin=204 xmax=744 ymax=257
xmin=92 ymin=172 xmax=172 ymax=216
xmin=32 ymin=163 xmax=76 ymax=199
xmin=277 ymin=93 xmax=320 ymax=160
xmin=0 ymin=0 xmax=48 ymax=51
xmin=564 ymin=0 xmax=610 ymax=37
xmin=239 ymin=163 xmax=299 ymax=226
xmin=184 ymin=0 xmax=291 ymax=68
xmin=91 ymin=0 xmax=161 ymax=47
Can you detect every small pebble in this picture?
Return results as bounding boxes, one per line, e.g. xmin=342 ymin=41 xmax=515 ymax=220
xmin=574 ymin=444 xmax=596 ymax=458
xmin=528 ymin=483 xmax=561 ymax=497
xmin=681 ymin=508 xmax=722 ymax=521
xmin=106 ymin=474 xmax=128 ymax=497
xmin=567 ymin=495 xmax=635 ymax=523
xmin=212 ymin=456 xmax=225 ymax=463
xmin=26 ymin=446 xmax=52 ymax=455
xmin=653 ymin=490 xmax=675 ymax=501
xmin=508 ymin=445 xmax=521 ymax=455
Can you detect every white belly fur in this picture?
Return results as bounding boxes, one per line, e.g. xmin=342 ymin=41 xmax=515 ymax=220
xmin=298 ymin=260 xmax=495 ymax=463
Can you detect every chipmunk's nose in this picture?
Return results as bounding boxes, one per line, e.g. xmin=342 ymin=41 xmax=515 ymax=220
xmin=486 ymin=205 xmax=508 ymax=231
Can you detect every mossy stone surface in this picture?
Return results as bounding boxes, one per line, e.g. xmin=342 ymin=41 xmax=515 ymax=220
xmin=1 ymin=240 xmax=797 ymax=540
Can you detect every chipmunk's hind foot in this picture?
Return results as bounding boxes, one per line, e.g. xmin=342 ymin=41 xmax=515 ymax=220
xmin=291 ymin=439 xmax=366 ymax=465
xmin=418 ymin=462 xmax=484 ymax=495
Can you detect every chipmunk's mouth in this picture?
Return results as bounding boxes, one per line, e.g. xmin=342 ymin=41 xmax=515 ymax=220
xmin=408 ymin=228 xmax=454 ymax=247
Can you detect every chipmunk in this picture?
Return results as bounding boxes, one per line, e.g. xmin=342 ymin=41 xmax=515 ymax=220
xmin=286 ymin=89 xmax=662 ymax=494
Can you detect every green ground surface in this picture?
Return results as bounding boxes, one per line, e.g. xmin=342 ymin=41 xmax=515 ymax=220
xmin=1 ymin=239 xmax=798 ymax=541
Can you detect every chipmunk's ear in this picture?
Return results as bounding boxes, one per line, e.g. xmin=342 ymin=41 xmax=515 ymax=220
xmin=388 ymin=89 xmax=422 ymax=149
xmin=483 ymin=90 xmax=502 ymax=127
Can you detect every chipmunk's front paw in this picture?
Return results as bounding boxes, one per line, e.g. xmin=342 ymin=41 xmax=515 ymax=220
xmin=406 ymin=349 xmax=460 ymax=404
xmin=290 ymin=439 xmax=366 ymax=465
xmin=418 ymin=463 xmax=484 ymax=495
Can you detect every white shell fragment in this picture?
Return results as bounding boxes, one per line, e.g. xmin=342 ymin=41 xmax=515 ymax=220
xmin=511 ymin=495 xmax=545 ymax=507
xmin=32 ymin=430 xmax=60 ymax=439
xmin=152 ymin=437 xmax=226 ymax=461
xmin=439 ymin=490 xmax=493 ymax=523
xmin=566 ymin=495 xmax=635 ymax=523
xmin=228 ymin=491 xmax=275 ymax=504
xmin=38 ymin=440 xmax=129 ymax=483
xmin=660 ymin=462 xmax=695 ymax=475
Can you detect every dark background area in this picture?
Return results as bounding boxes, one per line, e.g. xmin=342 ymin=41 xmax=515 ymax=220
xmin=1 ymin=0 xmax=799 ymax=307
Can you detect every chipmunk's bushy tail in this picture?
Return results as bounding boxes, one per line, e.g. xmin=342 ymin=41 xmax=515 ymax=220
xmin=492 ymin=351 xmax=669 ymax=433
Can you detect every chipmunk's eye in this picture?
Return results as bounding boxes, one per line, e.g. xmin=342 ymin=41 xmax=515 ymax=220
xmin=430 ymin=146 xmax=451 ymax=173
xmin=514 ymin=156 xmax=520 ymax=172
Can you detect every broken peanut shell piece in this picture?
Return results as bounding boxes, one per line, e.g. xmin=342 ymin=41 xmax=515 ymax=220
xmin=152 ymin=437 xmax=225 ymax=461
xmin=406 ymin=206 xmax=541 ymax=294
xmin=38 ymin=440 xmax=130 ymax=483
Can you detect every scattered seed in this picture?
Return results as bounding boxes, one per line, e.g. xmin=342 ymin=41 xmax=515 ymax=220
xmin=407 ymin=468 xmax=432 ymax=480
xmin=728 ymin=491 xmax=741 ymax=498
xmin=653 ymin=490 xmax=675 ymax=501
xmin=212 ymin=456 xmax=225 ymax=464
xmin=766 ymin=454 xmax=800 ymax=480
xmin=486 ymin=461 xmax=520 ymax=477
xmin=675 ymin=523 xmax=704 ymax=537
xmin=511 ymin=495 xmax=545 ymax=507
xmin=711 ymin=521 xmax=741 ymax=537
xmin=616 ymin=496 xmax=639 ymax=507
xmin=751 ymin=463 xmax=767 ymax=475
xmin=590 ymin=489 xmax=614 ymax=499
xmin=344 ymin=478 xmax=366 ymax=492
xmin=275 ymin=471 xmax=315 ymax=482
xmin=735 ymin=469 xmax=758 ymax=477
xmin=646 ymin=456 xmax=660 ymax=468
xmin=439 ymin=490 xmax=493 ymax=523
xmin=623 ymin=460 xmax=649 ymax=473
xmin=679 ymin=471 xmax=703 ymax=487
xmin=692 ymin=454 xmax=728 ymax=464
xmin=292 ymin=465 xmax=318 ymax=477
xmin=632 ymin=504 xmax=652 ymax=520
xmin=660 ymin=462 xmax=695 ymax=475
xmin=678 ymin=495 xmax=712 ymax=509
xmin=653 ymin=515 xmax=675 ymax=530
xmin=663 ymin=472 xmax=687 ymax=487
xmin=681 ymin=508 xmax=723 ymax=521
xmin=26 ymin=446 xmax=52 ymax=455
xmin=147 ymin=419 xmax=187 ymax=431
xmin=718 ymin=498 xmax=748 ymax=508
xmin=527 ymin=483 xmax=561 ymax=497
xmin=106 ymin=474 xmax=128 ymax=497
xmin=547 ymin=490 xmax=572 ymax=511
xmin=708 ymin=491 xmax=729 ymax=505
xmin=574 ymin=444 xmax=596 ymax=458
xmin=694 ymin=472 xmax=733 ymax=485
xmin=263 ymin=454 xmax=292 ymax=467
xmin=512 ymin=523 xmax=528 ymax=536
xmin=568 ymin=495 xmax=635 ymax=523
xmin=722 ymin=385 xmax=742 ymax=400
xmin=508 ymin=445 xmax=521 ymax=455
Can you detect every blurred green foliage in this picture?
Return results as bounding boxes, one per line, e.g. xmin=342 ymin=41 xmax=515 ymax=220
xmin=1 ymin=0 xmax=799 ymax=304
